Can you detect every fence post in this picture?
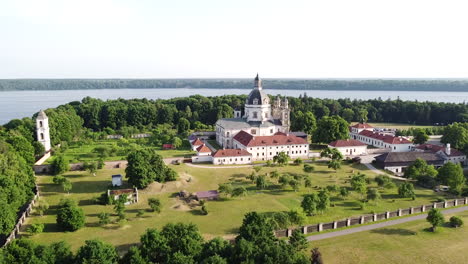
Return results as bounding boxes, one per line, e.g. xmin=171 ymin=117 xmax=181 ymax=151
xmin=347 ymin=218 xmax=351 ymax=226
xmin=433 ymin=202 xmax=437 ymax=209
xmin=302 ymin=226 xmax=307 ymax=234
xmin=333 ymin=221 xmax=338 ymax=229
xmin=454 ymin=199 xmax=458 ymax=207
xmin=444 ymin=201 xmax=448 ymax=208
xmin=373 ymin=214 xmax=377 ymax=221
xmin=360 ymin=216 xmax=365 ymax=224
xmin=397 ymin=209 xmax=402 ymax=217
xmin=287 ymin=229 xmax=292 ymax=237
xmin=410 ymin=207 xmax=414 ymax=214
xmin=465 ymin=197 xmax=468 ymax=205
xmin=421 ymin=205 xmax=425 ymax=212
xmin=318 ymin=223 xmax=323 ymax=232
xmin=386 ymin=211 xmax=390 ymax=219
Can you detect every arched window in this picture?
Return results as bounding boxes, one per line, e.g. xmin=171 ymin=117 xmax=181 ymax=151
xmin=39 ymin=121 xmax=43 ymax=127
xmin=40 ymin=133 xmax=44 ymax=140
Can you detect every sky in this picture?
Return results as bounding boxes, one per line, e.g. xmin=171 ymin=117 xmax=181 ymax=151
xmin=1 ymin=0 xmax=468 ymax=78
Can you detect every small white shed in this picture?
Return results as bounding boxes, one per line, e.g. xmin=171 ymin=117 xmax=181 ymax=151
xmin=112 ymin=174 xmax=123 ymax=187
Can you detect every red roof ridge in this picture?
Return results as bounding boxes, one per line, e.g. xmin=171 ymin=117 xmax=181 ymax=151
xmin=196 ymin=144 xmax=212 ymax=153
xmin=192 ymin=138 xmax=204 ymax=146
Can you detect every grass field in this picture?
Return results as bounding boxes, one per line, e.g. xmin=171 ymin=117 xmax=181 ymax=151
xmin=311 ymin=210 xmax=468 ymax=264
xmin=24 ymin=161 xmax=453 ymax=253
xmin=362 ymin=122 xmax=439 ymax=130
xmin=46 ymin=139 xmax=194 ymax=164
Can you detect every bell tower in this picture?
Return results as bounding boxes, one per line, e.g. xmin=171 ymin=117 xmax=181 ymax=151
xmin=36 ymin=110 xmax=51 ymax=152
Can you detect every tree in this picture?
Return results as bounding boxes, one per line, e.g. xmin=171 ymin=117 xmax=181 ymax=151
xmin=426 ymin=208 xmax=444 ymax=232
xmin=121 ymin=246 xmax=148 ymax=264
xmin=293 ymin=158 xmax=303 ymax=165
xmin=36 ymin=199 xmax=49 ymax=216
xmin=289 ymin=229 xmax=307 ymax=251
xmin=441 ymin=123 xmax=468 ymax=150
xmin=301 ymin=193 xmax=319 ymax=216
xmin=273 ymin=152 xmax=290 ymax=166
xmin=232 ymin=187 xmax=247 ymax=197
xmin=177 ymin=118 xmax=190 ymax=134
xmin=61 ymin=178 xmax=72 ymax=194
xmin=303 ymin=164 xmax=314 ymax=173
xmin=98 ymin=212 xmax=111 ymax=225
xmin=148 ymin=198 xmax=162 ymax=213
xmin=172 ymin=137 xmax=183 ymax=149
xmin=75 ymin=239 xmax=119 ymax=264
xmin=51 ymin=155 xmax=69 ymax=175
xmin=339 ymin=187 xmax=349 ymax=198
xmin=289 ymin=179 xmax=300 ymax=192
xmin=317 ymin=190 xmax=330 ymax=213
xmin=288 ymin=209 xmax=306 ymax=226
xmin=327 ymin=159 xmax=341 ymax=172
xmin=201 ymin=237 xmax=230 ymax=260
xmin=413 ymin=129 xmax=429 ymax=144
xmin=375 ymin=175 xmax=395 ymax=189
xmin=404 ymin=158 xmax=438 ymax=187
xmin=114 ymin=194 xmax=127 ymax=220
xmin=350 ymin=173 xmax=367 ymax=198
xmin=218 ymin=183 xmax=233 ymax=197
xmin=366 ymin=188 xmax=381 ymax=203
xmin=83 ymin=161 xmax=98 ymax=175
xmin=56 ymin=199 xmax=85 ymax=231
xmin=27 ymin=223 xmax=44 ymax=234
xmin=438 ymin=162 xmax=465 ymax=196
xmin=256 ymin=175 xmax=269 ymax=190
xmin=313 ymin=115 xmax=349 ymax=143
xmin=449 ymin=216 xmax=464 ymax=228
xmin=341 ymin=108 xmax=355 ymax=122
xmin=304 ymin=177 xmax=312 ymax=188
xmin=270 ymin=170 xmax=280 ymax=181
xmin=398 ymin=182 xmax=416 ymax=200
xmin=320 ymin=147 xmax=343 ymax=161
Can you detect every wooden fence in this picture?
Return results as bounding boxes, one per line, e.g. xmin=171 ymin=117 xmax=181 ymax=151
xmin=0 ymin=186 xmax=39 ymax=248
xmin=275 ymin=197 xmax=468 ymax=237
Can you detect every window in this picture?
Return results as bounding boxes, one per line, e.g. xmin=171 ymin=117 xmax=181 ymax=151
xmin=39 ymin=121 xmax=43 ymax=127
xmin=241 ymin=158 xmax=243 ymax=161
xmin=253 ymin=112 xmax=258 ymax=118
xmin=265 ymin=112 xmax=269 ymax=118
xmin=253 ymin=99 xmax=258 ymax=105
xmin=40 ymin=133 xmax=44 ymax=140
xmin=251 ymin=129 xmax=257 ymax=135
xmin=226 ymin=132 xmax=230 ymax=137
xmin=230 ymin=158 xmax=232 ymax=161
xmin=270 ymin=129 xmax=273 ymax=133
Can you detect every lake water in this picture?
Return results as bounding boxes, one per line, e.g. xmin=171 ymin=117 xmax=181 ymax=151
xmin=1 ymin=88 xmax=468 ymax=124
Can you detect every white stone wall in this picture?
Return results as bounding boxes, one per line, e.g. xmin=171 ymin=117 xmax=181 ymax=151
xmin=213 ymin=155 xmax=252 ymax=165
xmin=446 ymin=156 xmax=467 ymax=166
xmin=390 ymin=143 xmax=413 ymax=152
xmin=192 ymin=155 xmax=213 ymax=163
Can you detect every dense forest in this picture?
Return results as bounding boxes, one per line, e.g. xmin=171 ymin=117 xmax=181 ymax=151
xmin=3 ymin=78 xmax=468 ymax=91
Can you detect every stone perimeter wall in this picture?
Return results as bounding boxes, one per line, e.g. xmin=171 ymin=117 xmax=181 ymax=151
xmin=275 ymin=197 xmax=468 ymax=237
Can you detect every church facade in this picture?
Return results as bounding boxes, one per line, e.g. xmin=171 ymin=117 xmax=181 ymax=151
xmin=215 ymin=74 xmax=290 ymax=148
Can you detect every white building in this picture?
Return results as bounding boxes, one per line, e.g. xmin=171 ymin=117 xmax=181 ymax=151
xmin=328 ymin=139 xmax=367 ymax=156
xmin=232 ymin=131 xmax=309 ymax=162
xmin=36 ymin=110 xmax=51 ymax=152
xmin=414 ymin=143 xmax=466 ymax=166
xmin=212 ymin=149 xmax=252 ymax=165
xmin=349 ymin=123 xmax=413 ymax=152
xmin=191 ymin=144 xmax=213 ymax=163
xmin=215 ymin=74 xmax=290 ymax=149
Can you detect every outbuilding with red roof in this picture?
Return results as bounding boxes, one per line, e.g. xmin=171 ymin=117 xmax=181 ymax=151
xmin=328 ymin=139 xmax=368 ymax=156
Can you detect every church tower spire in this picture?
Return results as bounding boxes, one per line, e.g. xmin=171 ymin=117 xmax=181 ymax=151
xmin=254 ymin=73 xmax=262 ymax=90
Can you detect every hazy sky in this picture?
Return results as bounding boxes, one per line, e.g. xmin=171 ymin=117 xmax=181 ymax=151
xmin=1 ymin=0 xmax=468 ymax=78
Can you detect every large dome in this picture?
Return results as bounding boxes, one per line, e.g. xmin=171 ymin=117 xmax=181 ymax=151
xmin=246 ymin=89 xmax=269 ymax=105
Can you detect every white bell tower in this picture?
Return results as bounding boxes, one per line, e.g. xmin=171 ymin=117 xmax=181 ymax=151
xmin=36 ymin=110 xmax=51 ymax=152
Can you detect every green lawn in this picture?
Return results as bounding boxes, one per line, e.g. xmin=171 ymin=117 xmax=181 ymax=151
xmin=25 ymin=161 xmax=452 ymax=253
xmin=361 ymin=122 xmax=438 ymax=130
xmin=311 ymin=210 xmax=468 ymax=264
xmin=46 ymin=139 xmax=194 ymax=164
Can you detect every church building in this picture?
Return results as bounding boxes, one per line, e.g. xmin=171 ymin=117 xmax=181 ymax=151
xmin=215 ymin=74 xmax=290 ymax=148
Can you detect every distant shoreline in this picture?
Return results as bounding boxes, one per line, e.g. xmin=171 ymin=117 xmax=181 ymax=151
xmin=3 ymin=78 xmax=468 ymax=92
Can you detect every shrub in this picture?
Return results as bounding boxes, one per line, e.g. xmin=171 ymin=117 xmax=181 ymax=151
xmin=27 ymin=223 xmax=44 ymax=234
xmin=98 ymin=212 xmax=111 ymax=225
xmin=293 ymin=158 xmax=303 ymax=166
xmin=201 ymin=205 xmax=208 ymax=215
xmin=148 ymin=198 xmax=162 ymax=213
xmin=449 ymin=216 xmax=464 ymax=228
xmin=36 ymin=199 xmax=49 ymax=216
xmin=303 ymin=164 xmax=314 ymax=173
xmin=56 ymin=199 xmax=85 ymax=231
xmin=136 ymin=210 xmax=145 ymax=218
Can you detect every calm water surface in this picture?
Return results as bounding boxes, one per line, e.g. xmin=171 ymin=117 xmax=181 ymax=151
xmin=1 ymin=88 xmax=468 ymax=124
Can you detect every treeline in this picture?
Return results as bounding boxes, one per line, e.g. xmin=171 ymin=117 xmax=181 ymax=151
xmin=3 ymin=78 xmax=468 ymax=91
xmin=0 ymin=212 xmax=317 ymax=264
xmin=65 ymin=95 xmax=468 ymax=138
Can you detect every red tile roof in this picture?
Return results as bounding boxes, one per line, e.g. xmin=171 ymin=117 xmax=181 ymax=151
xmin=358 ymin=130 xmax=412 ymax=144
xmin=351 ymin=123 xmax=373 ymax=129
xmin=196 ymin=144 xmax=212 ymax=153
xmin=212 ymin=149 xmax=251 ymax=157
xmin=191 ymin=138 xmax=204 ymax=146
xmin=415 ymin=144 xmax=465 ymax=157
xmin=329 ymin=139 xmax=367 ymax=147
xmin=109 ymin=189 xmax=135 ymax=195
xmin=233 ymin=130 xmax=308 ymax=147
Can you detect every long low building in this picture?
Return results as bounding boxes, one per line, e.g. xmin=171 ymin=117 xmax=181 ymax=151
xmin=328 ymin=139 xmax=367 ymax=156
xmin=414 ymin=143 xmax=466 ymax=166
xmin=233 ymin=130 xmax=309 ymax=162
xmin=349 ymin=123 xmax=413 ymax=152
xmin=375 ymin=152 xmax=445 ymax=174
xmin=212 ymin=149 xmax=252 ymax=165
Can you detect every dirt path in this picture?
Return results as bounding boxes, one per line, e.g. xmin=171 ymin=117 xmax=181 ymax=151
xmin=307 ymin=205 xmax=468 ymax=242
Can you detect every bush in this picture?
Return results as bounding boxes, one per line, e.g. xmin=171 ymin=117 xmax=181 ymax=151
xmin=148 ymin=198 xmax=162 ymax=213
xmin=449 ymin=216 xmax=464 ymax=228
xmin=56 ymin=199 xmax=85 ymax=231
xmin=27 ymin=223 xmax=44 ymax=234
xmin=98 ymin=212 xmax=111 ymax=226
xmin=201 ymin=205 xmax=208 ymax=215
xmin=136 ymin=210 xmax=145 ymax=218
xmin=293 ymin=158 xmax=303 ymax=166
xmin=303 ymin=164 xmax=314 ymax=173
